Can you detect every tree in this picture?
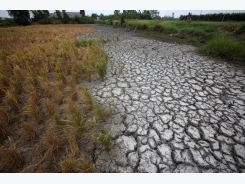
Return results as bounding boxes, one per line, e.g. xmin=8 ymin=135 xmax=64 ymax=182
xmin=150 ymin=10 xmax=160 ymax=19
xmin=99 ymin=13 xmax=104 ymax=20
xmin=114 ymin=10 xmax=120 ymax=19
xmin=142 ymin=10 xmax=151 ymax=19
xmin=62 ymin=10 xmax=69 ymax=19
xmin=7 ymin=10 xmax=30 ymax=26
xmin=31 ymin=10 xmax=49 ymax=21
xmin=80 ymin=10 xmax=85 ymax=17
xmin=55 ymin=10 xmax=62 ymax=19
xmin=91 ymin=13 xmax=98 ymax=19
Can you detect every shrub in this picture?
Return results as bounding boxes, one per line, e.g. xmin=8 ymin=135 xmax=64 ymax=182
xmin=199 ymin=37 xmax=245 ymax=64
xmin=120 ymin=17 xmax=125 ymax=26
xmin=152 ymin=24 xmax=163 ymax=31
xmin=236 ymin=24 xmax=245 ymax=35
xmin=38 ymin=17 xmax=53 ymax=24
xmin=79 ymin=17 xmax=94 ymax=24
xmin=0 ymin=19 xmax=17 ymax=27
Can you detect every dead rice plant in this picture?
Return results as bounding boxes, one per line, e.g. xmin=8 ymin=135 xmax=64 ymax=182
xmin=40 ymin=81 xmax=52 ymax=98
xmin=56 ymin=71 xmax=66 ymax=84
xmin=13 ymin=65 xmax=23 ymax=82
xmin=22 ymin=98 xmax=41 ymax=124
xmin=4 ymin=89 xmax=20 ymax=111
xmin=0 ymin=121 xmax=10 ymax=141
xmin=66 ymin=78 xmax=78 ymax=101
xmin=42 ymin=98 xmax=55 ymax=116
xmin=67 ymin=132 xmax=79 ymax=156
xmin=0 ymin=106 xmax=12 ymax=123
xmin=0 ymin=73 xmax=9 ymax=88
xmin=55 ymin=90 xmax=65 ymax=105
xmin=67 ymin=98 xmax=79 ymax=114
xmin=21 ymin=122 xmax=37 ymax=140
xmin=79 ymin=157 xmax=95 ymax=173
xmin=43 ymin=131 xmax=59 ymax=153
xmin=93 ymin=102 xmax=111 ymax=122
xmin=59 ymin=157 xmax=77 ymax=173
xmin=0 ymin=139 xmax=24 ymax=172
xmin=81 ymin=89 xmax=93 ymax=111
xmin=24 ymin=84 xmax=39 ymax=104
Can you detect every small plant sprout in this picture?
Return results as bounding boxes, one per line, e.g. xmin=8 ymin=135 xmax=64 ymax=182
xmin=72 ymin=111 xmax=86 ymax=132
xmin=54 ymin=113 xmax=66 ymax=126
xmin=96 ymin=131 xmax=112 ymax=151
xmin=82 ymin=89 xmax=93 ymax=112
xmin=96 ymin=59 xmax=107 ymax=81
xmin=93 ymin=102 xmax=111 ymax=122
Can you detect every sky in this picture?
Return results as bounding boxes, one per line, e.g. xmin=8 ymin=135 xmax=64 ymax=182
xmin=1 ymin=10 xmax=245 ymax=19
xmin=1 ymin=0 xmax=244 ymax=18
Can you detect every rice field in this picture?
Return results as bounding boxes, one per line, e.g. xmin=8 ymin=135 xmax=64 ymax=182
xmin=0 ymin=24 xmax=111 ymax=172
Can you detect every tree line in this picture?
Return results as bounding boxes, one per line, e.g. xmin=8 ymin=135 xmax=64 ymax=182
xmin=4 ymin=10 xmax=87 ymax=26
xmin=99 ymin=10 xmax=161 ymax=20
xmin=179 ymin=12 xmax=245 ymax=21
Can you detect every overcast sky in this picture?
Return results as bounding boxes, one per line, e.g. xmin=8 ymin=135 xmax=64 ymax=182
xmin=1 ymin=0 xmax=244 ymax=18
xmin=1 ymin=10 xmax=245 ymax=19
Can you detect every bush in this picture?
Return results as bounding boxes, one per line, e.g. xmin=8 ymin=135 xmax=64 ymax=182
xmin=0 ymin=19 xmax=17 ymax=27
xmin=120 ymin=17 xmax=125 ymax=26
xmin=236 ymin=24 xmax=245 ymax=35
xmin=152 ymin=24 xmax=163 ymax=31
xmin=78 ymin=17 xmax=94 ymax=24
xmin=37 ymin=17 xmax=53 ymax=24
xmin=199 ymin=37 xmax=245 ymax=64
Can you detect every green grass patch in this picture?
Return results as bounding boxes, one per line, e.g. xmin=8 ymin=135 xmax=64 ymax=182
xmin=199 ymin=37 xmax=245 ymax=65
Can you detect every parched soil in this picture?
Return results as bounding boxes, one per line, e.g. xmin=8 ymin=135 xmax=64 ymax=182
xmin=79 ymin=24 xmax=245 ymax=173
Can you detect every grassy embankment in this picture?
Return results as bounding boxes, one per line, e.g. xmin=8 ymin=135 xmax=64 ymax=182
xmin=0 ymin=25 xmax=111 ymax=172
xmin=104 ymin=19 xmax=245 ymax=66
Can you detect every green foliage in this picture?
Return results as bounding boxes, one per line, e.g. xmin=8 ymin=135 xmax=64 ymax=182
xmin=78 ymin=17 xmax=95 ymax=24
xmin=96 ymin=59 xmax=107 ymax=81
xmin=74 ymin=39 xmax=95 ymax=48
xmin=54 ymin=114 xmax=66 ymax=126
xmin=37 ymin=17 xmax=53 ymax=24
xmin=91 ymin=13 xmax=98 ymax=19
xmin=0 ymin=19 xmax=16 ymax=27
xmin=31 ymin=10 xmax=49 ymax=22
xmin=236 ymin=24 xmax=245 ymax=35
xmin=55 ymin=10 xmax=62 ymax=19
xmin=96 ymin=131 xmax=111 ymax=150
xmin=180 ymin=12 xmax=245 ymax=21
xmin=199 ymin=37 xmax=245 ymax=64
xmin=62 ymin=10 xmax=70 ymax=24
xmin=120 ymin=17 xmax=125 ymax=26
xmin=7 ymin=10 xmax=30 ymax=26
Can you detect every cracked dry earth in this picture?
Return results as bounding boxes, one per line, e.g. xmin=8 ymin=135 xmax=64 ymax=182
xmin=79 ymin=25 xmax=245 ymax=173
